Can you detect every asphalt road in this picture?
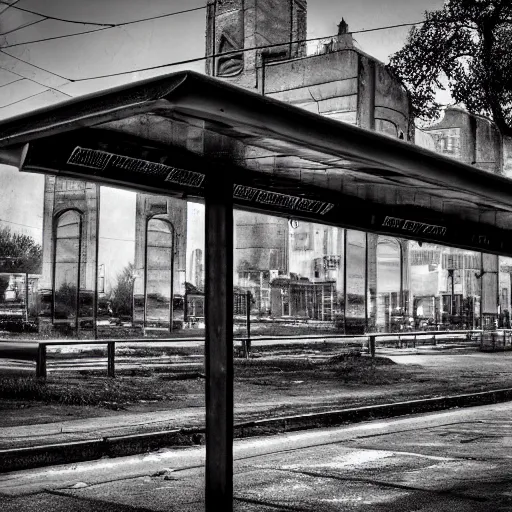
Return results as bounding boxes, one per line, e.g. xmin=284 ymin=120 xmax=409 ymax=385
xmin=3 ymin=401 xmax=512 ymax=511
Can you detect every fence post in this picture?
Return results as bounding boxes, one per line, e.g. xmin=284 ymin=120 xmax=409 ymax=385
xmin=108 ymin=342 xmax=116 ymax=378
xmin=413 ymin=334 xmax=417 ymax=348
xmin=246 ymin=291 xmax=251 ymax=357
xmin=369 ymin=335 xmax=376 ymax=358
xmin=36 ymin=344 xmax=46 ymax=381
xmin=432 ymin=334 xmax=437 ymax=346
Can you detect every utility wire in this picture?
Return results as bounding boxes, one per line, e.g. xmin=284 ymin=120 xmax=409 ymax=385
xmin=0 ymin=217 xmax=41 ymax=229
xmin=0 ymin=64 xmax=72 ymax=97
xmin=2 ymin=5 xmax=207 ymax=49
xmin=3 ymin=26 xmax=112 ymax=48
xmin=0 ymin=50 xmax=71 ymax=82
xmin=0 ymin=2 xmax=207 ymax=38
xmin=0 ymin=19 xmax=425 ymax=94
xmin=0 ymin=0 xmax=117 ymax=27
xmin=0 ymin=76 xmax=22 ymax=88
xmin=1 ymin=14 xmax=420 ymax=51
xmin=0 ymin=0 xmax=21 ymax=15
xmin=0 ymin=89 xmax=49 ymax=108
xmin=64 ymin=21 xmax=427 ymax=82
xmin=0 ymin=18 xmax=44 ymax=36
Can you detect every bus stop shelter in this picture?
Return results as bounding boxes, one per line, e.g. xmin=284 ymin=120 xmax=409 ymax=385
xmin=2 ymin=70 xmax=512 ymax=510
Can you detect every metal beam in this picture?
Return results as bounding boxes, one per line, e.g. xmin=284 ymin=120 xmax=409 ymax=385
xmin=205 ymin=168 xmax=234 ymax=511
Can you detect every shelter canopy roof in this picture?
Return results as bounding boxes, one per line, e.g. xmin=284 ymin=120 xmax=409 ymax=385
xmin=0 ymin=71 xmax=511 ymax=255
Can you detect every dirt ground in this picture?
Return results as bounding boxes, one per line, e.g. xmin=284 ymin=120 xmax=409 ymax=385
xmin=2 ymin=343 xmax=512 ymax=432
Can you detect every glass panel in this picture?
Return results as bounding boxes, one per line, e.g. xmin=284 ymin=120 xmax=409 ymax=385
xmin=409 ymin=242 xmax=481 ymax=330
xmin=54 ymin=210 xmax=81 ymax=326
xmin=97 ymin=186 xmax=137 ymax=337
xmin=345 ymin=230 xmax=366 ymax=333
xmin=499 ymin=256 xmax=512 ymax=328
xmin=146 ymin=218 xmax=173 ymax=328
xmin=376 ymin=238 xmax=401 ymax=332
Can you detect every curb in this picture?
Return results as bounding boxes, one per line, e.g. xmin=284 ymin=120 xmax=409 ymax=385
xmin=2 ymin=387 xmax=512 ymax=473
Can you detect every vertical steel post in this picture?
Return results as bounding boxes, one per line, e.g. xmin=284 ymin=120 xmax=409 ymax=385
xmin=143 ymin=216 xmax=149 ymax=331
xmin=343 ymin=229 xmax=347 ymax=334
xmin=76 ymin=216 xmax=83 ymax=336
xmin=169 ymin=228 xmax=175 ymax=334
xmin=246 ymin=291 xmax=251 ymax=356
xmin=93 ymin=184 xmax=100 ymax=340
xmin=107 ymin=342 xmax=115 ymax=378
xmin=364 ymin=233 xmax=368 ymax=332
xmin=25 ymin=272 xmax=29 ymax=322
xmin=36 ymin=344 xmax=46 ymax=380
xmin=369 ymin=335 xmax=376 ymax=358
xmin=205 ymin=169 xmax=234 ymax=512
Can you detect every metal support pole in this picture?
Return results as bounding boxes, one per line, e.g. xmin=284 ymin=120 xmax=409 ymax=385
xmin=449 ymin=269 xmax=455 ymax=317
xmin=107 ymin=342 xmax=115 ymax=378
xmin=343 ymin=229 xmax=347 ymax=334
xmin=25 ymin=272 xmax=29 ymax=322
xmin=205 ymin=170 xmax=234 ymax=512
xmin=369 ymin=335 xmax=376 ymax=358
xmin=76 ymin=216 xmax=83 ymax=337
xmin=143 ymin=216 xmax=149 ymax=332
xmin=169 ymin=229 xmax=175 ymax=334
xmin=246 ymin=291 xmax=251 ymax=357
xmin=36 ymin=344 xmax=46 ymax=380
xmin=94 ymin=184 xmax=100 ymax=340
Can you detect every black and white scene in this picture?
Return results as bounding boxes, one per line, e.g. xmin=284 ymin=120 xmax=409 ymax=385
xmin=1 ymin=0 xmax=512 ymax=510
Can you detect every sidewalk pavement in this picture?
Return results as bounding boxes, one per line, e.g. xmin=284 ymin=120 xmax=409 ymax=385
xmin=4 ymin=384 xmax=512 ymax=473
xmin=4 ymin=401 xmax=512 ymax=511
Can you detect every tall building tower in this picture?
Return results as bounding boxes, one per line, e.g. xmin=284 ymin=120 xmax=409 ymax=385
xmin=206 ymin=0 xmax=307 ymax=90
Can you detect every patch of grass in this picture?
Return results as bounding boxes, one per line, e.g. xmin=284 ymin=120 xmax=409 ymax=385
xmin=0 ymin=375 xmax=181 ymax=408
xmin=234 ymin=353 xmax=408 ymax=387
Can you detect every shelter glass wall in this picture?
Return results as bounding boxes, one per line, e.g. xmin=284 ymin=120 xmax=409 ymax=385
xmin=376 ymin=238 xmax=401 ymax=332
xmin=145 ymin=218 xmax=174 ymax=328
xmin=53 ymin=210 xmax=82 ymax=327
xmin=345 ymin=230 xmax=366 ymax=333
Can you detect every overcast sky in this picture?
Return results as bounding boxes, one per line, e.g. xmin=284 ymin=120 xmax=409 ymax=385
xmin=0 ymin=0 xmax=444 ymax=285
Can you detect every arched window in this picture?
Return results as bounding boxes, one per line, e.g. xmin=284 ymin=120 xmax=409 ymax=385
xmin=53 ymin=210 xmax=82 ymax=326
xmin=144 ymin=217 xmax=175 ymax=328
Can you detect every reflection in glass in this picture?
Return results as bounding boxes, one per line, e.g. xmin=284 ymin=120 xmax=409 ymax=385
xmin=500 ymin=256 xmax=512 ymax=328
xmin=345 ymin=230 xmax=366 ymax=333
xmin=145 ymin=217 xmax=174 ymax=329
xmin=53 ymin=210 xmax=81 ymax=328
xmin=376 ymin=238 xmax=401 ymax=332
xmin=409 ymin=243 xmax=481 ymax=330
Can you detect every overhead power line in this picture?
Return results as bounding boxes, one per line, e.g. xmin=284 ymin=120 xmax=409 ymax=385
xmin=0 ymin=0 xmax=21 ymax=15
xmin=0 ymin=64 xmax=73 ymax=97
xmin=0 ymin=0 xmax=119 ymax=27
xmin=0 ymin=76 xmax=22 ymax=88
xmin=0 ymin=50 xmax=71 ymax=82
xmin=0 ymin=18 xmax=44 ymax=36
xmin=0 ymin=89 xmax=50 ymax=109
xmin=0 ymin=217 xmax=41 ymax=229
xmin=0 ymin=3 xmax=208 ymax=48
xmin=0 ymin=20 xmax=425 ymax=85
